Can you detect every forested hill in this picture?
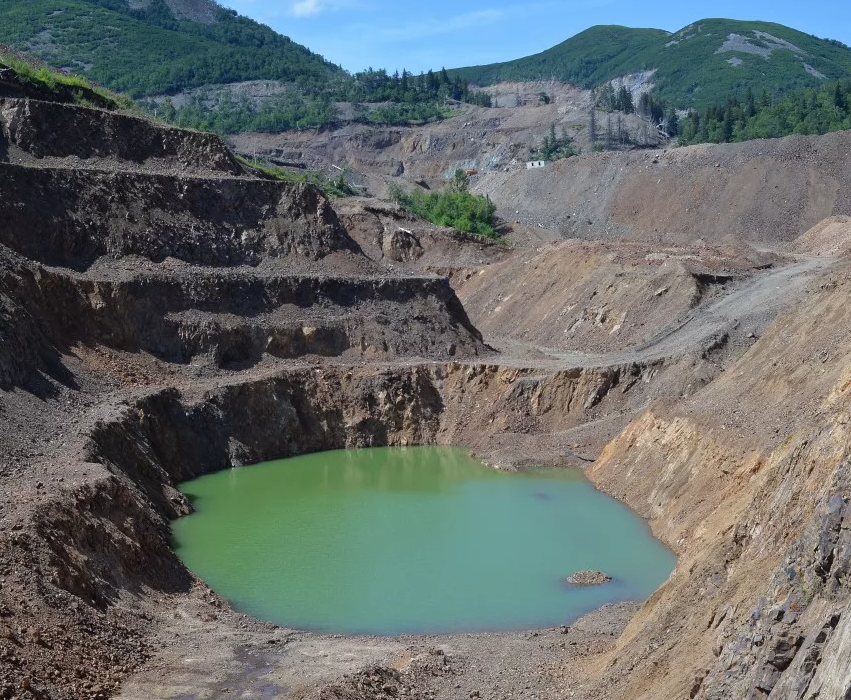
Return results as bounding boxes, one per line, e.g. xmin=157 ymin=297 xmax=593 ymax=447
xmin=450 ymin=19 xmax=851 ymax=109
xmin=0 ymin=0 xmax=344 ymax=96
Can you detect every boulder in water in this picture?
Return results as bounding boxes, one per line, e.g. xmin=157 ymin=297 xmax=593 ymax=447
xmin=566 ymin=570 xmax=613 ymax=587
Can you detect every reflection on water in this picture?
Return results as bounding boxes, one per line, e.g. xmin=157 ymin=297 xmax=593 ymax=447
xmin=173 ymin=447 xmax=675 ymax=635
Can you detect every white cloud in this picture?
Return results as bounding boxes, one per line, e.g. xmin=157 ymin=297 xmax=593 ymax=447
xmin=290 ymin=0 xmax=325 ymax=17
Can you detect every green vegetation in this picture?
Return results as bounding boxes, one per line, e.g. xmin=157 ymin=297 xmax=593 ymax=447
xmin=453 ymin=26 xmax=666 ymax=92
xmin=0 ymin=47 xmax=135 ymax=110
xmin=150 ymin=92 xmax=338 ymax=134
xmin=0 ymin=0 xmax=342 ymax=96
xmin=356 ymin=101 xmax=452 ymax=127
xmin=678 ymin=80 xmax=851 ymax=144
xmin=451 ymin=20 xmax=851 ymax=109
xmin=1 ymin=0 xmax=492 ymax=132
xmin=531 ymin=123 xmax=577 ymax=160
xmin=344 ymin=68 xmax=491 ymax=107
xmin=236 ymin=156 xmax=358 ymax=198
xmin=594 ymin=89 xmax=680 ymax=140
xmin=391 ymin=173 xmax=500 ymax=239
xmin=147 ymin=68 xmax=473 ymax=135
xmin=594 ymin=84 xmax=635 ymax=113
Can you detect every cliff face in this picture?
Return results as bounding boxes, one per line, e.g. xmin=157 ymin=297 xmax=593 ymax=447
xmin=0 ymin=98 xmax=241 ymax=173
xmin=587 ymin=263 xmax=851 ymax=699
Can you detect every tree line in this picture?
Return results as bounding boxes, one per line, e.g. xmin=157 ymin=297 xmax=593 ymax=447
xmin=344 ymin=67 xmax=492 ymax=107
xmin=678 ymin=80 xmax=851 ymax=144
xmin=144 ymin=65 xmax=493 ymax=134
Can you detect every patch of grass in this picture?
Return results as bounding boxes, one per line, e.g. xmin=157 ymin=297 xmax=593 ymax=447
xmin=237 ymin=156 xmax=358 ymax=198
xmin=0 ymin=49 xmax=136 ymax=110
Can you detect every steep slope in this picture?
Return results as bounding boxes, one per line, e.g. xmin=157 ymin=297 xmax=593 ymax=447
xmin=583 ymin=257 xmax=851 ymax=699
xmin=452 ymin=19 xmax=851 ymax=108
xmin=0 ymin=0 xmax=342 ymax=96
xmin=473 ymin=129 xmax=851 ymax=245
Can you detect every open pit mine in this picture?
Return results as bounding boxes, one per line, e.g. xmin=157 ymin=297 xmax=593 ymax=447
xmin=2 ymin=72 xmax=851 ymax=700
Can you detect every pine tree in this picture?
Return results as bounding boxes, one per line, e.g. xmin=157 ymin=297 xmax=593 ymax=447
xmin=746 ymin=87 xmax=756 ymax=117
xmin=665 ymin=110 xmax=679 ymax=137
xmin=617 ymin=86 xmax=634 ymax=114
xmin=834 ymin=82 xmax=847 ymax=110
xmin=589 ymin=107 xmax=597 ymax=146
xmin=426 ymin=69 xmax=437 ymax=94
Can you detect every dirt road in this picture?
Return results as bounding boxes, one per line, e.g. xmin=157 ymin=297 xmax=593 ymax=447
xmin=490 ymin=255 xmax=833 ymax=369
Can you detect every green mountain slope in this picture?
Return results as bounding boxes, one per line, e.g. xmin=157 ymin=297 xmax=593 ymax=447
xmin=451 ymin=19 xmax=851 ymax=108
xmin=0 ymin=0 xmax=343 ymax=96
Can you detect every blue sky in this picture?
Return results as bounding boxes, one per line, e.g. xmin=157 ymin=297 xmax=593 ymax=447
xmin=218 ymin=0 xmax=851 ymax=74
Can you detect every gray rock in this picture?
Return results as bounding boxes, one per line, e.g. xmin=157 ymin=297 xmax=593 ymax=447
xmin=566 ymin=570 xmax=613 ymax=587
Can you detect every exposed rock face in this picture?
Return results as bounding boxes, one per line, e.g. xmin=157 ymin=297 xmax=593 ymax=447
xmin=8 ymin=266 xmax=484 ymax=366
xmin=585 ymin=265 xmax=851 ymax=699
xmin=0 ymin=98 xmax=242 ymax=174
xmin=383 ymin=227 xmax=424 ymax=262
xmin=0 ymin=163 xmax=363 ymax=270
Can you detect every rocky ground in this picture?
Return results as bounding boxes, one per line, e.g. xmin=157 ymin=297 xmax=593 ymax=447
xmin=227 ymin=81 xmax=662 ymax=201
xmin=2 ymin=78 xmax=851 ymax=700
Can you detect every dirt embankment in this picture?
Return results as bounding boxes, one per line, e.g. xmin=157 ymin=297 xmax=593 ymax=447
xmin=583 ymin=263 xmax=851 ymax=699
xmin=475 ymin=130 xmax=851 ymax=245
xmin=792 ymin=215 xmax=851 ymax=258
xmin=449 ymin=238 xmax=777 ymax=354
xmin=0 ymin=98 xmax=242 ymax=175
xmin=0 ymin=161 xmax=365 ymax=272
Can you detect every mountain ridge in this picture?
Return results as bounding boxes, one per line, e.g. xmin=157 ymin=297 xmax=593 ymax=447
xmin=450 ymin=19 xmax=851 ymax=108
xmin=0 ymin=0 xmax=343 ymax=96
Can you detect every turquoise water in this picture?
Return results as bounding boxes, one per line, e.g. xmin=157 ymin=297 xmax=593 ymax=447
xmin=173 ymin=447 xmax=675 ymax=635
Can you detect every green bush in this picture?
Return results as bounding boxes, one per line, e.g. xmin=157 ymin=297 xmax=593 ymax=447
xmin=390 ymin=184 xmax=500 ymax=239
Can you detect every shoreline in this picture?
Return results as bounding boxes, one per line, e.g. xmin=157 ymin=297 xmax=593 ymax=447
xmin=116 ymin=589 xmax=641 ymax=699
xmin=127 ymin=446 xmax=669 ymax=698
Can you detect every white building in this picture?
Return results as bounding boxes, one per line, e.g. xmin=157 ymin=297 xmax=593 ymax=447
xmin=526 ymin=160 xmax=549 ymax=169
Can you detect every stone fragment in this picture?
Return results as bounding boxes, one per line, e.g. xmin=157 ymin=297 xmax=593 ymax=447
xmin=566 ymin=570 xmax=613 ymax=587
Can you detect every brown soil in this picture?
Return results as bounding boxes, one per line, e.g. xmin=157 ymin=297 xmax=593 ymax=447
xmin=474 ymin=131 xmax=851 ymax=245
xmin=2 ymin=92 xmax=851 ymax=700
xmin=791 ymin=215 xmax=851 ymax=257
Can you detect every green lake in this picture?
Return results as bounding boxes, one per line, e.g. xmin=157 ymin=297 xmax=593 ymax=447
xmin=173 ymin=447 xmax=675 ymax=635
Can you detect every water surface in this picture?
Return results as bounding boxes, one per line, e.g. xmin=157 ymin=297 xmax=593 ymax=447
xmin=173 ymin=447 xmax=674 ymax=634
